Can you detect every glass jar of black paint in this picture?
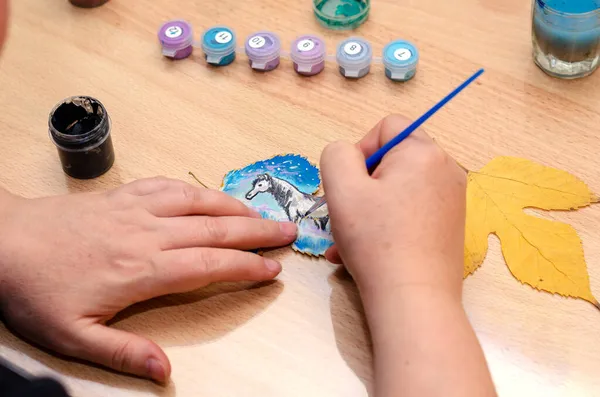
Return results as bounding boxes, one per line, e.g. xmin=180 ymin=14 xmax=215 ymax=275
xmin=48 ymin=96 xmax=115 ymax=179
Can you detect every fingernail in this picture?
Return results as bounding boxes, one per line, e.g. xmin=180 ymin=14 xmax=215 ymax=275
xmin=264 ymin=258 xmax=282 ymax=273
xmin=249 ymin=210 xmax=263 ymax=219
xmin=146 ymin=358 xmax=166 ymax=382
xmin=279 ymin=222 xmax=298 ymax=239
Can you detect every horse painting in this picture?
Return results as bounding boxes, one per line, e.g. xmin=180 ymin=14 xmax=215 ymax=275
xmin=245 ymin=173 xmax=329 ymax=231
xmin=219 ymin=154 xmax=334 ymax=256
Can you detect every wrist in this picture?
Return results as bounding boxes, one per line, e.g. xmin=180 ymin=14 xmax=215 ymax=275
xmin=351 ymin=253 xmax=464 ymax=305
xmin=0 ymin=187 xmax=21 ymax=222
xmin=358 ymin=281 xmax=466 ymax=348
xmin=360 ymin=281 xmax=463 ymax=312
xmin=0 ymin=188 xmax=24 ymax=304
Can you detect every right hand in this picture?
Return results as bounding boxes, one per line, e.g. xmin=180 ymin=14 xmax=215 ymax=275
xmin=320 ymin=114 xmax=467 ymax=297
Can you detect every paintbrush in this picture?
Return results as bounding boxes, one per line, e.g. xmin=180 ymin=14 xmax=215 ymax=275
xmin=304 ymin=68 xmax=484 ymax=218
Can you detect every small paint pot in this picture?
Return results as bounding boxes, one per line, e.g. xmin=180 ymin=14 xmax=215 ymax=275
xmin=336 ymin=37 xmax=373 ymax=78
xmin=290 ymin=35 xmax=326 ymax=76
xmin=157 ymin=20 xmax=194 ymax=60
xmin=201 ymin=26 xmax=237 ymax=66
xmin=245 ymin=31 xmax=281 ymax=71
xmin=48 ymin=96 xmax=115 ymax=179
xmin=382 ymin=40 xmax=419 ymax=82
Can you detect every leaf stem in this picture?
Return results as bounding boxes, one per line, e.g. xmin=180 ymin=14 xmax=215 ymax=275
xmin=188 ymin=171 xmax=209 ymax=188
xmin=457 ymin=161 xmax=470 ymax=174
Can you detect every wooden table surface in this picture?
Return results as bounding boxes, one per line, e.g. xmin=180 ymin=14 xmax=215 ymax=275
xmin=1 ymin=0 xmax=600 ymax=396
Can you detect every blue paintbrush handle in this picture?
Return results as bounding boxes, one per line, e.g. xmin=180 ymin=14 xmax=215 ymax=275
xmin=304 ymin=68 xmax=484 ymax=218
xmin=365 ymin=68 xmax=484 ymax=171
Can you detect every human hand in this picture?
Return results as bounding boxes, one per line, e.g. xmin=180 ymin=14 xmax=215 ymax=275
xmin=320 ymin=115 xmax=467 ymax=297
xmin=0 ymin=177 xmax=297 ymax=382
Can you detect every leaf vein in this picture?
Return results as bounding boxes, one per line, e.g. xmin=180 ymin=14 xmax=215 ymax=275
xmin=472 ymin=179 xmax=578 ymax=287
xmin=470 ymin=170 xmax=594 ymax=200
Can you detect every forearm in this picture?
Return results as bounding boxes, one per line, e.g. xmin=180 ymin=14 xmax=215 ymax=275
xmin=0 ymin=186 xmax=20 ymax=303
xmin=359 ymin=261 xmax=496 ymax=397
xmin=0 ymin=186 xmax=14 ymax=203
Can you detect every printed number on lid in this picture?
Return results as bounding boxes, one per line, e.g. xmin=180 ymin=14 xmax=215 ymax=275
xmin=393 ymin=48 xmax=413 ymax=61
xmin=343 ymin=42 xmax=362 ymax=56
xmin=248 ymin=35 xmax=266 ymax=49
xmin=297 ymin=39 xmax=315 ymax=52
xmin=215 ymin=31 xmax=233 ymax=44
xmin=165 ymin=26 xmax=183 ymax=39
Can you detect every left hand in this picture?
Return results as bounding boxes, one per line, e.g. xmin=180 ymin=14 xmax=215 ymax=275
xmin=0 ymin=177 xmax=297 ymax=382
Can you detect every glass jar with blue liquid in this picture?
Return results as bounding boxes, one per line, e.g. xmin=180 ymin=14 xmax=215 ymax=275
xmin=532 ymin=0 xmax=600 ymax=78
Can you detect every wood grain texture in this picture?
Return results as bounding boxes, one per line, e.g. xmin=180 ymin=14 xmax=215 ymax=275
xmin=1 ymin=0 xmax=599 ymax=396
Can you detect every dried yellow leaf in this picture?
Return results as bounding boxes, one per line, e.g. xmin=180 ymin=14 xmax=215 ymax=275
xmin=464 ymin=157 xmax=599 ymax=306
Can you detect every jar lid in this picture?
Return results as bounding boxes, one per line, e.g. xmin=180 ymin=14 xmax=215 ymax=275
xmin=158 ymin=20 xmax=194 ymax=52
xmin=290 ymin=35 xmax=327 ymax=64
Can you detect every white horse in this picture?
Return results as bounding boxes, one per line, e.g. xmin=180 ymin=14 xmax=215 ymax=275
xmin=245 ymin=173 xmax=329 ymax=231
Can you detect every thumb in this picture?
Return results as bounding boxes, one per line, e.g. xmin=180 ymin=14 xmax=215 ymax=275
xmin=325 ymin=244 xmax=343 ymax=265
xmin=72 ymin=323 xmax=171 ymax=382
xmin=320 ymin=140 xmax=370 ymax=196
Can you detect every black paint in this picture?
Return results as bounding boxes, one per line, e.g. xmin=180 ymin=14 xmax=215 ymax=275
xmin=48 ymin=96 xmax=115 ymax=179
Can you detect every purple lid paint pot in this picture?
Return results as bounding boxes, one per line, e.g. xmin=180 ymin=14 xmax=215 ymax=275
xmin=290 ymin=35 xmax=327 ymax=76
xmin=245 ymin=31 xmax=281 ymax=71
xmin=157 ymin=20 xmax=194 ymax=60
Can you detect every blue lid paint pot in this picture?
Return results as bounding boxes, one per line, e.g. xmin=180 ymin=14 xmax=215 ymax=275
xmin=382 ymin=40 xmax=419 ymax=82
xmin=201 ymin=26 xmax=237 ymax=66
xmin=290 ymin=35 xmax=327 ymax=76
xmin=532 ymin=0 xmax=600 ymax=79
xmin=336 ymin=37 xmax=373 ymax=78
xmin=244 ymin=31 xmax=281 ymax=71
xmin=157 ymin=20 xmax=194 ymax=60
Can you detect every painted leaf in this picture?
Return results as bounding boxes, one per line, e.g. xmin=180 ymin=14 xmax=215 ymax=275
xmin=219 ymin=154 xmax=333 ymax=257
xmin=464 ymin=156 xmax=599 ymax=306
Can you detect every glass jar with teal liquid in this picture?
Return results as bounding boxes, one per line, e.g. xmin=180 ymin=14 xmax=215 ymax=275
xmin=532 ymin=0 xmax=600 ymax=78
xmin=313 ymin=0 xmax=370 ymax=30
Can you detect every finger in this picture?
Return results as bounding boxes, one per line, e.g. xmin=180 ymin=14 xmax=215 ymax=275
xmin=325 ymin=245 xmax=343 ymax=265
xmin=358 ymin=114 xmax=431 ymax=158
xmin=143 ymin=185 xmax=260 ymax=218
xmin=320 ymin=140 xmax=371 ymax=196
xmin=115 ymin=176 xmax=179 ymax=196
xmin=70 ymin=323 xmax=170 ymax=383
xmin=159 ymin=216 xmax=297 ymax=250
xmin=150 ymin=248 xmax=282 ymax=296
